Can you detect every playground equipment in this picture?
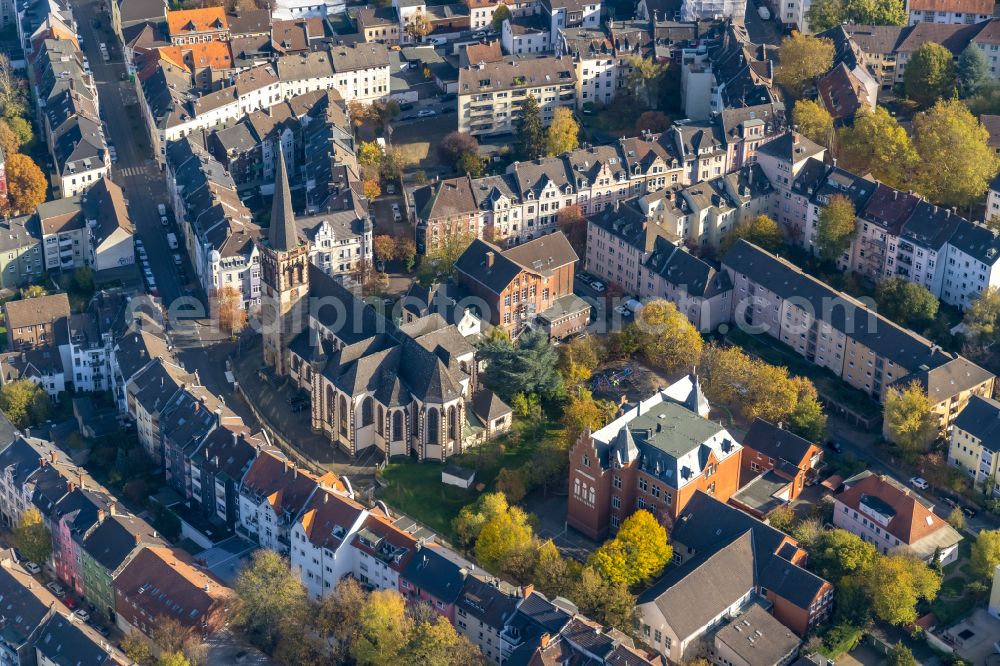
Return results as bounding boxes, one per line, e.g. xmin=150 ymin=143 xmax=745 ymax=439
xmin=591 ymin=365 xmax=634 ymax=390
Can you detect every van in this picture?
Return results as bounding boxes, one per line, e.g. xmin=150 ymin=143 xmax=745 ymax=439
xmin=157 ymin=203 xmax=167 ymax=217
xmin=167 ymin=233 xmax=178 ymax=250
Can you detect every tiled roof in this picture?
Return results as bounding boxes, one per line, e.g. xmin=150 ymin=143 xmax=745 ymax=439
xmin=458 ymin=56 xmax=576 ymax=94
xmin=240 ymin=449 xmax=342 ymax=517
xmin=836 ymin=474 xmax=952 ymax=544
xmin=4 ymin=293 xmax=70 ymax=331
xmin=298 ymin=486 xmax=366 ymax=551
xmin=909 ymin=0 xmax=992 ymax=14
xmin=742 ymin=419 xmax=817 ymax=467
xmin=166 ymin=7 xmax=228 ymax=36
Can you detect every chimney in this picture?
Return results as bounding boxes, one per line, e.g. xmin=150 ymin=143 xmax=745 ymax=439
xmin=97 ymin=507 xmax=105 ymax=522
xmin=486 ymin=251 xmax=495 ymax=268
xmin=68 ymin=481 xmax=77 ymax=493
xmin=521 ymin=583 xmax=534 ymax=598
xmin=50 ymin=451 xmax=56 ymax=463
xmin=109 ymin=502 xmax=116 ymax=517
xmin=323 ymin=491 xmax=328 ymax=503
xmin=540 ymin=633 xmax=551 ymax=648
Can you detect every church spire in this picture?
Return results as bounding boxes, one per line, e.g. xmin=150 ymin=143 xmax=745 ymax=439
xmin=269 ymin=145 xmax=298 ymax=252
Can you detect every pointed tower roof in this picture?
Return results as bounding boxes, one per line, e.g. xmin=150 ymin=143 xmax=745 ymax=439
xmin=269 ymin=145 xmax=298 ymax=252
xmin=613 ymin=425 xmax=639 ymax=466
xmin=685 ymin=373 xmax=710 ymax=419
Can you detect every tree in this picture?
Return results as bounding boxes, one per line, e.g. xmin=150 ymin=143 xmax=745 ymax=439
xmin=407 ymin=617 xmax=485 ymax=666
xmin=839 ymin=106 xmax=918 ymax=190
xmin=215 ymin=286 xmax=246 ymax=336
xmin=884 ymin=380 xmax=937 ymax=455
xmin=768 ymin=506 xmax=797 ymax=533
xmin=806 ymin=0 xmax=846 ymax=31
xmin=438 ymin=131 xmax=480 ymax=169
xmin=396 ymin=238 xmax=417 ymax=271
xmin=381 ymin=148 xmax=405 ymax=183
xmin=533 ymin=540 xmax=576 ymax=599
xmin=793 ymin=99 xmax=834 ymax=149
xmin=863 ymin=554 xmax=940 ymax=625
xmin=812 ymin=530 xmax=879 ymax=584
xmin=807 ymin=0 xmax=906 ymax=31
xmin=121 ymin=633 xmax=153 ymax=666
xmin=277 ymin=577 xmax=367 ymax=663
xmin=496 ymin=468 xmax=527 ymax=503
xmin=632 ymin=300 xmax=704 ymax=372
xmin=788 ymin=376 xmax=827 ymax=442
xmin=3 ymin=154 xmax=47 ymax=215
xmin=406 ymin=10 xmax=432 ymax=39
xmin=971 ymin=529 xmax=1000 ymax=579
xmin=625 ymin=56 xmax=668 ymax=108
xmin=904 ymin=43 xmax=956 ymax=106
xmin=475 ymin=503 xmax=534 ymax=578
xmin=363 ymin=178 xmax=382 ymax=200
xmin=957 ymin=45 xmax=991 ymax=98
xmin=352 ymin=590 xmax=412 ymax=666
xmin=358 ymin=141 xmax=383 ymax=170
xmin=556 ymin=204 xmax=587 ymax=255
xmin=572 ymin=567 xmax=637 ymax=633
xmin=418 ymin=231 xmax=475 ymax=283
xmin=0 ymin=379 xmax=51 ymax=429
xmin=774 ymin=33 xmax=835 ymax=97
xmin=699 ymin=344 xmax=807 ymax=424
xmin=453 ymin=492 xmax=511 ymax=546
xmin=816 ymin=194 xmax=856 ymax=262
xmin=14 ymin=508 xmax=51 ymax=565
xmin=0 ymin=54 xmax=25 ymax=120
xmin=0 ymin=120 xmax=22 ymax=158
xmin=887 ymin=642 xmax=918 ymax=666
xmin=875 ymin=276 xmax=939 ymax=329
xmin=947 ymin=507 xmax=966 ymax=530
xmin=234 ymin=550 xmax=308 ymax=651
xmin=479 ymin=330 xmax=564 ymax=402
xmin=964 ymin=287 xmax=1000 ymax=351
xmin=6 ymin=117 xmax=32 ymax=148
xmin=457 ymin=152 xmax=486 ymax=178
xmin=589 ymin=510 xmax=671 ymax=588
xmin=562 ymin=388 xmax=616 ymax=446
xmin=515 ymin=95 xmax=545 ymax=160
xmin=557 ymin=334 xmax=604 ymax=387
xmin=635 ymin=111 xmax=669 ymax=133
xmin=913 ymin=99 xmax=999 ymax=208
xmin=546 ymin=107 xmax=579 ymax=156
xmin=157 ymin=653 xmax=190 ymax=666
xmin=491 ymin=4 xmax=512 ymax=32
xmin=373 ymin=235 xmax=397 ymax=262
xmin=723 ymin=214 xmax=784 ymax=253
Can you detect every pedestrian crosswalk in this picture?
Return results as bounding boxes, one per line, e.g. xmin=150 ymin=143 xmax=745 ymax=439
xmin=116 ymin=165 xmax=147 ymax=177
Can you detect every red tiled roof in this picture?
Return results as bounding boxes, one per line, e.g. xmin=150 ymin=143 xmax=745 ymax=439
xmin=836 ymin=475 xmax=948 ymax=544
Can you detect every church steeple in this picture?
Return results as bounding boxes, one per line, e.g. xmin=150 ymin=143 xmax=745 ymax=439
xmin=269 ymin=145 xmax=298 ymax=252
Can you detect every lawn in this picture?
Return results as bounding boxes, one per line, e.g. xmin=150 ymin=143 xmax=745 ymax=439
xmin=377 ymin=417 xmax=565 ymax=542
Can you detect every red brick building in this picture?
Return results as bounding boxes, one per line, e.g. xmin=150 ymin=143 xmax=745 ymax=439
xmin=566 ymin=376 xmax=743 ymax=540
xmin=454 ymin=232 xmax=590 ymax=339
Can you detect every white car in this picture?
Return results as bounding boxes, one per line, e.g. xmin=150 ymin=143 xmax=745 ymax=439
xmin=416 ymin=109 xmax=437 ymax=118
xmin=157 ymin=203 xmax=167 ymax=217
xmin=24 ymin=562 xmax=41 ymax=575
xmin=160 ymin=215 xmax=169 ymax=226
xmin=909 ymin=476 xmax=929 ymax=490
xmin=46 ymin=582 xmax=65 ymax=597
xmin=428 ymin=36 xmax=447 ymax=45
xmin=391 ymin=203 xmax=402 ymax=221
xmin=73 ymin=609 xmax=90 ymax=622
xmin=173 ymin=254 xmax=182 ymax=265
xmin=591 ymin=281 xmax=606 ymax=293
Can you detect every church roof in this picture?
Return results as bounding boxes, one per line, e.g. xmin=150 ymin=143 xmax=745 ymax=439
xmin=268 ymin=145 xmax=299 ymax=251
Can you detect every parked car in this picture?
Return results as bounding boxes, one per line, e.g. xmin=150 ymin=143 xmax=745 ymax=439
xmin=941 ymin=496 xmax=958 ymax=509
xmin=73 ymin=609 xmax=90 ymax=622
xmin=160 ymin=215 xmax=169 ymax=226
xmin=962 ymin=505 xmax=978 ymax=518
xmin=173 ymin=254 xmax=182 ymax=266
xmin=416 ymin=108 xmax=437 ymax=118
xmin=24 ymin=562 xmax=41 ymax=575
xmin=613 ymin=305 xmax=631 ymax=317
xmin=909 ymin=476 xmax=929 ymax=490
xmin=46 ymin=582 xmax=65 ymax=597
xmin=825 ymin=439 xmax=843 ymax=454
xmin=89 ymin=622 xmax=110 ymax=637
xmin=591 ymin=281 xmax=606 ymax=293
xmin=391 ymin=203 xmax=402 ymax=221
xmin=157 ymin=203 xmax=167 ymax=217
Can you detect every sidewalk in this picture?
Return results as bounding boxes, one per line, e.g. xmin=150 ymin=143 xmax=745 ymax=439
xmin=230 ymin=336 xmax=377 ymax=485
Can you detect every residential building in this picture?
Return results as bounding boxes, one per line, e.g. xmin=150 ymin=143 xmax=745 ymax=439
xmin=830 ymin=25 xmax=906 ymax=91
xmin=0 ymin=348 xmax=67 ymax=397
xmin=0 ymin=434 xmax=51 ymax=527
xmin=637 ymin=492 xmax=832 ymax=662
xmin=453 ymin=233 xmax=590 ymax=339
xmin=457 ymin=56 xmax=577 ymax=136
xmin=400 ymin=544 xmax=469 ymax=622
xmin=947 ymin=395 xmax=1000 ymax=495
xmin=942 ymin=219 xmax=1000 ymax=309
xmin=3 ymin=293 xmax=70 ymax=351
xmin=113 ymin=546 xmax=232 ymax=639
xmin=125 ymin=359 xmax=196 ymax=462
xmin=84 ymin=178 xmax=135 ymax=272
xmin=516 ymin=615 xmax=659 ymax=664
xmin=567 ymin=374 xmax=741 ymax=540
xmin=34 ymin=612 xmax=126 ymax=666
xmin=189 ymin=425 xmax=261 ymax=528
xmin=0 ymin=216 xmax=43 ymax=289
xmin=501 ymin=15 xmax=551 ymax=55
xmin=454 ymin=575 xmax=520 ymax=664
xmin=731 ymin=419 xmax=822 ymax=518
xmin=893 ymin=22 xmax=981 ymax=84
xmin=833 ymin=472 xmax=963 ymax=563
xmin=353 ymin=7 xmax=400 ymax=42
xmin=500 ymin=590 xmax=574 ymax=661
xmin=37 ymin=198 xmax=89 ymax=272
xmin=680 ymin=0 xmax=743 ymax=21
xmin=887 ymin=355 xmax=995 ymax=437
xmin=288 ymin=485 xmax=367 ymax=598
xmin=165 ymin=8 xmax=229 ymax=45
xmin=907 ymin=0 xmax=992 ymax=25
xmin=349 ymin=510 xmax=417 ymax=593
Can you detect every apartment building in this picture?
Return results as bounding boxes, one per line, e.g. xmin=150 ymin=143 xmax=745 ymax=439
xmin=454 ymin=575 xmax=520 ymax=664
xmin=567 ymin=375 xmax=741 ymax=540
xmin=737 ymin=419 xmax=823 ymax=503
xmin=289 ymin=485 xmax=368 ymax=599
xmin=833 ymin=472 xmax=963 ymax=563
xmin=942 ymin=219 xmax=1000 ymax=308
xmin=907 ymin=0 xmax=992 ymax=25
xmin=3 ymin=293 xmax=70 ymax=351
xmin=457 ymin=57 xmax=577 ymax=136
xmin=948 ymin=395 xmax=1000 ymax=495
xmin=166 ymin=8 xmax=230 ymax=44
xmin=0 ymin=216 xmax=43 ymax=290
xmin=721 ymin=240 xmax=957 ymax=402
xmin=887 ymin=355 xmax=994 ymax=438
xmin=831 ymin=25 xmax=906 ymax=91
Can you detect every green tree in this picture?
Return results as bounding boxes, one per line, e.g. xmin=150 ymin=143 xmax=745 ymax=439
xmin=515 ymin=95 xmax=545 ymax=160
xmin=723 ymin=214 xmax=784 ymax=253
xmin=957 ymin=45 xmax=992 ymax=98
xmin=863 ymin=554 xmax=940 ymax=625
xmin=533 ymin=539 xmax=576 ymax=599
xmin=589 ymin=510 xmax=671 ymax=588
xmin=475 ymin=504 xmax=535 ymax=579
xmin=839 ymin=106 xmax=918 ymax=189
xmin=396 ymin=238 xmax=417 ymax=271
xmin=788 ymin=376 xmax=827 ymax=442
xmin=774 ymin=32 xmax=835 ymax=97
xmin=887 ymin=642 xmax=918 ymax=666
xmin=490 ymin=4 xmax=512 ymax=32
xmin=625 ymin=55 xmax=668 ymax=108
xmin=875 ymin=276 xmax=939 ymax=329
xmin=793 ymin=99 xmax=834 ymax=149
xmin=561 ymin=388 xmax=617 ymax=447
xmin=810 ymin=529 xmax=878 ymax=583
xmin=479 ymin=330 xmax=563 ymax=402
xmin=0 ymin=379 xmax=51 ymax=429
xmin=357 ymin=141 xmax=383 ymax=170
xmin=806 ymin=0 xmax=846 ymax=32
xmin=5 ymin=117 xmax=31 ymax=148
xmin=913 ymin=99 xmax=999 ymax=208
xmin=572 ymin=567 xmax=637 ymax=633
xmin=905 ymin=42 xmax=956 ymax=106
xmin=14 ymin=508 xmax=51 ymax=565
xmin=884 ymin=380 xmax=938 ymax=454
xmin=816 ymin=194 xmax=856 ymax=262
xmin=157 ymin=653 xmax=190 ymax=666
xmin=699 ymin=344 xmax=803 ymax=423
xmin=632 ymin=300 xmax=704 ymax=372
xmin=964 ymin=287 xmax=1000 ymax=352
xmin=233 ymin=550 xmax=308 ymax=652
xmin=454 ymin=492 xmax=511 ymax=546
xmin=407 ymin=617 xmax=485 ymax=666
xmin=418 ymin=231 xmax=475 ymax=283
xmin=352 ymin=590 xmax=412 ymax=666
xmin=844 ymin=0 xmax=906 ymax=24
xmin=768 ymin=506 xmax=797 ymax=533
xmin=121 ymin=633 xmax=153 ymax=666
xmin=971 ymin=529 xmax=1000 ymax=579
xmin=546 ymin=107 xmax=579 ymax=156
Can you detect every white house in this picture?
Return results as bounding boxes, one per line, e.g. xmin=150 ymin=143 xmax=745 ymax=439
xmin=289 ymin=486 xmax=368 ymax=598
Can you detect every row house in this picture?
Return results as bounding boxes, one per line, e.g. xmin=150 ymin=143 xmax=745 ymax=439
xmin=125 ymin=358 xmax=196 ymax=462
xmin=165 ymin=137 xmax=261 ymax=309
xmin=566 ymin=374 xmax=740 ymax=540
xmin=0 ymin=433 xmax=53 ymax=527
xmin=0 ymin=216 xmax=44 ymax=291
xmin=824 ymin=25 xmax=906 ymax=92
xmin=906 ymin=0 xmax=992 ymax=25
xmin=948 ymin=395 xmax=1000 ymax=495
xmin=289 ymin=485 xmax=368 ymax=598
xmin=188 ymin=424 xmax=262 ymax=528
xmin=109 ymin=313 xmax=170 ymax=414
xmin=166 ymin=8 xmax=230 ymax=45
xmin=885 ymin=355 xmax=995 ymax=438
xmin=3 ymin=293 xmax=70 ymax=352
xmin=720 ymin=239 xmax=971 ymax=403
